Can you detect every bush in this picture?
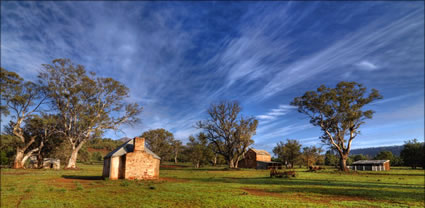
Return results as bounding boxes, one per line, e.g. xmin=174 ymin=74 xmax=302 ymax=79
xmin=91 ymin=152 xmax=103 ymax=162
xmin=400 ymin=139 xmax=424 ymax=169
xmin=0 ymin=151 xmax=10 ymax=166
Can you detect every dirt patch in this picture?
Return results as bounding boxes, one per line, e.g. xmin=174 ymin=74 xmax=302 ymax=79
xmin=159 ymin=177 xmax=190 ymax=183
xmin=160 ymin=165 xmax=187 ymax=169
xmin=47 ymin=178 xmax=104 ymax=189
xmin=242 ymin=188 xmax=283 ymax=197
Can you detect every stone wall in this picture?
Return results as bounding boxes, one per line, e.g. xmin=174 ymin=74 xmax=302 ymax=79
xmin=42 ymin=158 xmax=60 ymax=169
xmin=125 ymin=151 xmax=159 ymax=180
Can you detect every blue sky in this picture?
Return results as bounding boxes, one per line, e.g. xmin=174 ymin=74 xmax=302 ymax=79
xmin=1 ymin=1 xmax=424 ymax=152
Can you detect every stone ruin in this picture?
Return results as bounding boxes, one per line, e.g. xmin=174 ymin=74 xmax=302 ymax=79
xmin=42 ymin=158 xmax=60 ymax=169
xmin=28 ymin=156 xmax=60 ymax=169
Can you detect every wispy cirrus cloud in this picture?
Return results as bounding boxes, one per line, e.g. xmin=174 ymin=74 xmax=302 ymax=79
xmin=255 ymin=123 xmax=313 ymax=143
xmin=256 ymin=105 xmax=296 ymax=121
xmin=1 ymin=2 xmax=423 ymax=151
xmin=252 ymin=7 xmax=424 ymax=101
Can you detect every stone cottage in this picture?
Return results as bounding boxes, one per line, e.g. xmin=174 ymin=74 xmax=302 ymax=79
xmin=238 ymin=148 xmax=282 ymax=169
xmin=102 ymin=137 xmax=160 ymax=180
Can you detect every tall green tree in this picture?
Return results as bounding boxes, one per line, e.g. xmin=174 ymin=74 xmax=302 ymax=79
xmin=374 ymin=151 xmax=394 ymax=161
xmin=301 ymin=146 xmax=323 ymax=168
xmin=39 ymin=59 xmax=142 ymax=168
xmin=0 ymin=134 xmax=16 ymax=166
xmin=351 ymin=154 xmax=368 ymax=162
xmin=186 ymin=133 xmax=213 ymax=168
xmin=324 ymin=150 xmax=339 ymax=167
xmin=400 ymin=139 xmax=424 ymax=169
xmin=196 ymin=101 xmax=258 ymax=168
xmin=140 ymin=128 xmax=174 ymax=161
xmin=1 ymin=68 xmax=47 ymax=168
xmin=291 ymin=81 xmax=382 ymax=171
xmin=273 ymin=139 xmax=302 ymax=168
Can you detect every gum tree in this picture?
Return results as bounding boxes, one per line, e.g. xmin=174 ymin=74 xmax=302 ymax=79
xmin=39 ymin=59 xmax=142 ymax=169
xmin=140 ymin=128 xmax=174 ymax=161
xmin=291 ymin=81 xmax=382 ymax=172
xmin=1 ymin=68 xmax=47 ymax=168
xmin=171 ymin=139 xmax=183 ymax=164
xmin=196 ymin=101 xmax=258 ymax=168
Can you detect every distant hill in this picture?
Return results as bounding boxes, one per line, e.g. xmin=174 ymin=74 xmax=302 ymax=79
xmin=119 ymin=137 xmax=132 ymax=142
xmin=350 ymin=145 xmax=404 ymax=157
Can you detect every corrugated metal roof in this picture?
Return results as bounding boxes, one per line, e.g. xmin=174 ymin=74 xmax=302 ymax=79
xmin=250 ymin=148 xmax=271 ymax=156
xmin=352 ymin=160 xmax=389 ymax=165
xmin=104 ymin=139 xmax=161 ymax=160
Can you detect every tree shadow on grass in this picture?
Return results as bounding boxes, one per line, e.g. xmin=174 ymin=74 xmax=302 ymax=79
xmin=184 ymin=176 xmax=424 ymax=203
xmin=257 ymin=186 xmax=423 ymax=204
xmin=62 ymin=175 xmax=104 ymax=180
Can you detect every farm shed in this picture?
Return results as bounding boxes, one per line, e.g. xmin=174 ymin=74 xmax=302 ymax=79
xmin=103 ymin=137 xmax=160 ymax=180
xmin=352 ymin=160 xmax=390 ymax=171
xmin=238 ymin=148 xmax=282 ymax=169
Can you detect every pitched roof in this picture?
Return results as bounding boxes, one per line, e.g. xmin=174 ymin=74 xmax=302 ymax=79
xmin=250 ymin=148 xmax=271 ymax=156
xmin=352 ymin=160 xmax=389 ymax=165
xmin=104 ymin=139 xmax=161 ymax=160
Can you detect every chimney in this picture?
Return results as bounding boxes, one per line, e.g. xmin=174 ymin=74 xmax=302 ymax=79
xmin=134 ymin=137 xmax=145 ymax=151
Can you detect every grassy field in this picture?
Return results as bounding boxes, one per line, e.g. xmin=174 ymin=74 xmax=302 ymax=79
xmin=1 ymin=163 xmax=424 ymax=208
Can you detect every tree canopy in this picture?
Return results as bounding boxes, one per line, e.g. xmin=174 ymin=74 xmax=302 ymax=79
xmin=39 ymin=59 xmax=142 ymax=168
xmin=185 ymin=133 xmax=213 ymax=168
xmin=400 ymin=139 xmax=424 ymax=169
xmin=273 ymin=139 xmax=301 ymax=168
xmin=1 ymin=68 xmax=47 ymax=168
xmin=196 ymin=101 xmax=258 ymax=168
xmin=140 ymin=128 xmax=175 ymax=161
xmin=291 ymin=81 xmax=382 ymax=171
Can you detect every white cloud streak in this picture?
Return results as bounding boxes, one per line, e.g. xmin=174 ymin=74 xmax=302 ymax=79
xmin=356 ymin=61 xmax=379 ymax=71
xmin=256 ymin=105 xmax=296 ymax=121
xmin=1 ymin=2 xmax=423 ymax=147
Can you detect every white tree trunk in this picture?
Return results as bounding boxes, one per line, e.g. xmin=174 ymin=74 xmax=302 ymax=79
xmin=228 ymin=159 xmax=235 ymax=168
xmin=21 ymin=148 xmax=39 ymax=168
xmin=13 ymin=147 xmax=39 ymax=168
xmin=66 ymin=148 xmax=79 ymax=169
xmin=13 ymin=150 xmax=25 ymax=169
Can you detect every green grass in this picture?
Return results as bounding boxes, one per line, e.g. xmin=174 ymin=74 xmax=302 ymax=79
xmin=1 ymin=163 xmax=424 ymax=208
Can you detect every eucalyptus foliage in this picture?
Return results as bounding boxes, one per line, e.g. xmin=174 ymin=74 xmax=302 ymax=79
xmin=291 ymin=81 xmax=382 ymax=171
xmin=39 ymin=59 xmax=142 ymax=168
